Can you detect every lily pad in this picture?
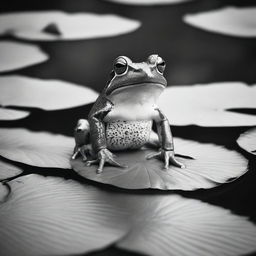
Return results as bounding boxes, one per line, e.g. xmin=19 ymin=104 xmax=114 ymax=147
xmin=0 ymin=128 xmax=73 ymax=169
xmin=0 ymin=41 xmax=48 ymax=72
xmin=237 ymin=128 xmax=256 ymax=156
xmin=0 ymin=128 xmax=248 ymax=190
xmin=0 ymin=75 xmax=98 ymax=110
xmin=1 ymin=175 xmax=256 ymax=256
xmin=184 ymin=7 xmax=256 ymax=38
xmin=0 ymin=160 xmax=22 ymax=180
xmin=71 ymin=138 xmax=248 ymax=190
xmin=159 ymin=82 xmax=256 ymax=127
xmin=103 ymin=0 xmax=193 ymax=5
xmin=0 ymin=174 xmax=128 ymax=256
xmin=0 ymin=108 xmax=29 ymax=121
xmin=0 ymin=11 xmax=141 ymax=41
xmin=116 ymin=193 xmax=256 ymax=256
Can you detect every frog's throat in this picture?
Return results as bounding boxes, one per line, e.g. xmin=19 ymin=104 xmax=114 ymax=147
xmin=107 ymin=82 xmax=165 ymax=96
xmin=106 ymin=83 xmax=164 ymax=114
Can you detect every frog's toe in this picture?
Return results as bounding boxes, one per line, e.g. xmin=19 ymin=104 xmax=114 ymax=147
xmin=100 ymin=149 xmax=127 ymax=169
xmin=85 ymin=149 xmax=127 ymax=174
xmin=72 ymin=145 xmax=92 ymax=161
xmin=107 ymin=157 xmax=127 ymax=168
xmin=96 ymin=157 xmax=126 ymax=174
xmin=85 ymin=159 xmax=98 ymax=166
xmin=146 ymin=150 xmax=185 ymax=169
xmin=71 ymin=149 xmax=79 ymax=159
xmin=96 ymin=158 xmax=105 ymax=174
xmin=71 ymin=152 xmax=77 ymax=160
xmin=80 ymin=148 xmax=88 ymax=161
xmin=169 ymin=156 xmax=185 ymax=169
xmin=146 ymin=151 xmax=161 ymax=160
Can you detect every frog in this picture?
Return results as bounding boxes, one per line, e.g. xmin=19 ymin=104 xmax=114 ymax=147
xmin=72 ymin=54 xmax=184 ymax=173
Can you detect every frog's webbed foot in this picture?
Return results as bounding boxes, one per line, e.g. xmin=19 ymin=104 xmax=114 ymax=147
xmin=85 ymin=148 xmax=127 ymax=174
xmin=72 ymin=144 xmax=92 ymax=161
xmin=146 ymin=149 xmax=185 ymax=170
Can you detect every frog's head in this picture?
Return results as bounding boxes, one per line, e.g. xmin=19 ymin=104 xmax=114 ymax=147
xmin=104 ymin=55 xmax=167 ymax=102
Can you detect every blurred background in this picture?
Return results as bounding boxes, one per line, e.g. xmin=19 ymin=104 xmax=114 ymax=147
xmin=1 ymin=0 xmax=256 ymax=93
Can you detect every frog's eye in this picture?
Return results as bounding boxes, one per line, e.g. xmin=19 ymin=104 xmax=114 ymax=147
xmin=114 ymin=57 xmax=128 ymax=75
xmin=156 ymin=59 xmax=166 ymax=74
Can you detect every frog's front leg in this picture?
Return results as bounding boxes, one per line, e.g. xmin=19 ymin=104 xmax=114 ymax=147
xmin=87 ymin=103 xmax=126 ymax=174
xmin=147 ymin=108 xmax=185 ymax=169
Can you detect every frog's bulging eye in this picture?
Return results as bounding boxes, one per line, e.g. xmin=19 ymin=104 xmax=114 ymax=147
xmin=156 ymin=60 xmax=166 ymax=74
xmin=114 ymin=57 xmax=128 ymax=75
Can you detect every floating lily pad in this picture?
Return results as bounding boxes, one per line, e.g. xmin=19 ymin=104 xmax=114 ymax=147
xmin=71 ymin=138 xmax=248 ymax=190
xmin=116 ymin=193 xmax=256 ymax=256
xmin=0 ymin=128 xmax=248 ymax=190
xmin=104 ymin=0 xmax=193 ymax=5
xmin=237 ymin=128 xmax=256 ymax=156
xmin=0 ymin=41 xmax=48 ymax=72
xmin=184 ymin=7 xmax=256 ymax=37
xmin=0 ymin=75 xmax=98 ymax=110
xmin=0 ymin=108 xmax=29 ymax=121
xmin=159 ymin=82 xmax=256 ymax=127
xmin=0 ymin=11 xmax=140 ymax=41
xmin=0 ymin=174 xmax=128 ymax=256
xmin=1 ymin=175 xmax=256 ymax=256
xmin=0 ymin=128 xmax=73 ymax=169
xmin=0 ymin=160 xmax=22 ymax=180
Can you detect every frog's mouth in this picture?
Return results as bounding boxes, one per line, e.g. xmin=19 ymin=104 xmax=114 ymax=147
xmin=107 ymin=81 xmax=166 ymax=96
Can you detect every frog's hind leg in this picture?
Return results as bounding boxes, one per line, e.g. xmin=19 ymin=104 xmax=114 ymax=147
xmin=146 ymin=130 xmax=160 ymax=148
xmin=72 ymin=119 xmax=92 ymax=161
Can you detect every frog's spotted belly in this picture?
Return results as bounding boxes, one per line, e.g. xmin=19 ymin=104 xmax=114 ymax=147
xmin=106 ymin=120 xmax=152 ymax=150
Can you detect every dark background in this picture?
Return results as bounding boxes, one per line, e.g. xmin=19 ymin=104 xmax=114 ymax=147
xmin=0 ymin=0 xmax=256 ymax=255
